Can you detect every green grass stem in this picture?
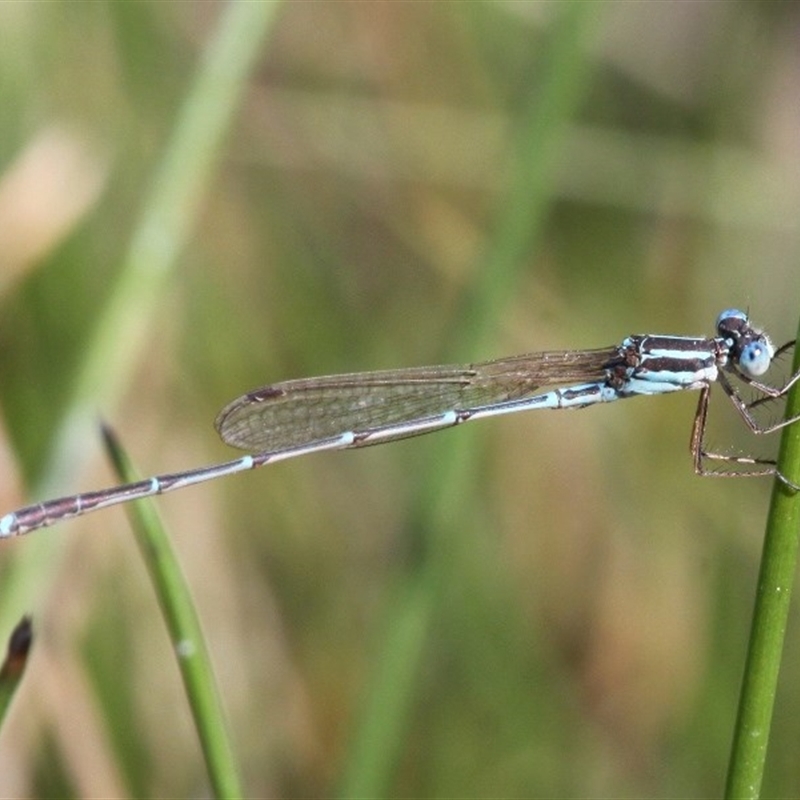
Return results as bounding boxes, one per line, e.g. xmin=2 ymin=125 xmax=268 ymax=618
xmin=725 ymin=314 xmax=800 ymax=799
xmin=101 ymin=427 xmax=242 ymax=799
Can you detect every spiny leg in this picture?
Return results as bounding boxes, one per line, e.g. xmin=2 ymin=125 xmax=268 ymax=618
xmin=717 ymin=370 xmax=800 ymax=435
xmin=690 ymin=384 xmax=800 ymax=491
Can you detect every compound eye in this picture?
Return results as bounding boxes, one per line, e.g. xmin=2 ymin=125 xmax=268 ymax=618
xmin=716 ymin=308 xmax=748 ymax=337
xmin=739 ymin=340 xmax=772 ymax=377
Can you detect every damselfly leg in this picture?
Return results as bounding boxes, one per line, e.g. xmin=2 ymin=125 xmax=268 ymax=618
xmin=692 ymin=340 xmax=800 ymax=489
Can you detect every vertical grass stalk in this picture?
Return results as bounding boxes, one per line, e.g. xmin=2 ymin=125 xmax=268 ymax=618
xmin=725 ymin=312 xmax=800 ymax=799
xmin=102 ymin=427 xmax=242 ymax=799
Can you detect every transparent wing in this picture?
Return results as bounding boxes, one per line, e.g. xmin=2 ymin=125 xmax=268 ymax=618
xmin=215 ymin=347 xmax=618 ymax=451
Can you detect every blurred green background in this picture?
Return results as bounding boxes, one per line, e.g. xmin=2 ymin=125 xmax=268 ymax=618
xmin=0 ymin=1 xmax=799 ymax=797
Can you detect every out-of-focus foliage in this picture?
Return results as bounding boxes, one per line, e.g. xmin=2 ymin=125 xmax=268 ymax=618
xmin=0 ymin=2 xmax=799 ymax=797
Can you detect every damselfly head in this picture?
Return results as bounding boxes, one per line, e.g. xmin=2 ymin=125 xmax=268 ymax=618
xmin=716 ymin=310 xmax=775 ymax=377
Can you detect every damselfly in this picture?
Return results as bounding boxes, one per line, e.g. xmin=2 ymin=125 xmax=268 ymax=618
xmin=2 ymin=308 xmax=799 ymax=538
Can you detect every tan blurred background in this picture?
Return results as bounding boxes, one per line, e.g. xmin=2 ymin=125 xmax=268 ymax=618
xmin=0 ymin=2 xmax=799 ymax=797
